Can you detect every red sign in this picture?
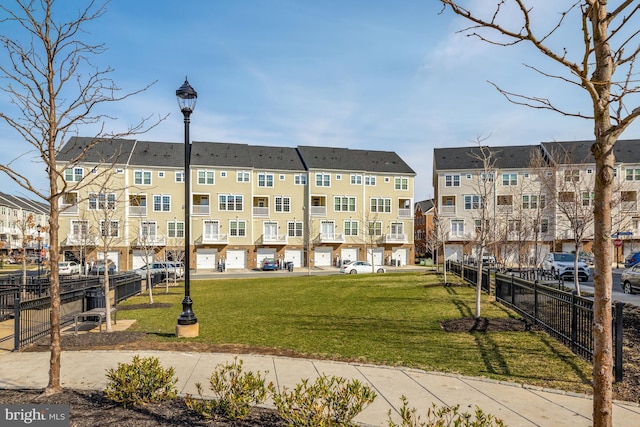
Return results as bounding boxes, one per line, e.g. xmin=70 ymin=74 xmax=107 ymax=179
xmin=614 ymin=239 xmax=623 ymax=247
xmin=40 ymin=249 xmax=45 ymax=257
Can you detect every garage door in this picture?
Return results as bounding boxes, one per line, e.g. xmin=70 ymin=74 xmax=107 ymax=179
xmin=225 ymin=249 xmax=246 ymax=269
xmin=257 ymin=248 xmax=276 ymax=266
xmin=196 ymin=249 xmax=217 ymax=271
xmin=366 ymin=248 xmax=384 ymax=265
xmin=341 ymin=248 xmax=358 ymax=264
xmin=98 ymin=251 xmax=121 ymax=272
xmin=314 ymin=247 xmax=332 ymax=267
xmin=284 ymin=249 xmax=303 ymax=267
xmin=392 ymin=248 xmax=408 ymax=267
xmin=132 ymin=250 xmax=153 ymax=269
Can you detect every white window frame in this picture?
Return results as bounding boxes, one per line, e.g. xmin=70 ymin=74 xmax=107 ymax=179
xmin=167 ymin=220 xmax=185 ymax=238
xmin=229 ymin=219 xmax=246 ymax=237
xmin=315 ymin=172 xmax=331 ymax=187
xmin=134 ymin=170 xmax=152 ymax=185
xmin=197 ymin=170 xmax=215 ymax=185
xmin=258 ymin=173 xmax=274 ymax=187
xmin=219 ymin=194 xmax=243 ymax=211
xmin=153 ymin=195 xmax=171 ymax=212
xmin=275 ymin=196 xmax=291 ymax=213
xmin=236 ymin=171 xmax=250 ymax=182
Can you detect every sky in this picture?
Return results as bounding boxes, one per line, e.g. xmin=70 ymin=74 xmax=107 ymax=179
xmin=1 ymin=0 xmax=639 ymax=203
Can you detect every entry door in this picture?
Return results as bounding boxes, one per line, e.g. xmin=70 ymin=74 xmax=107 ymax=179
xmin=264 ymin=222 xmax=278 ymax=240
xmin=321 ymin=221 xmax=334 ymax=239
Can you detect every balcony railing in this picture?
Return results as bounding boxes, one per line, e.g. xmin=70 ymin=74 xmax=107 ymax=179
xmin=192 ymin=205 xmax=210 ymax=215
xmin=318 ymin=233 xmax=344 ymax=243
xmin=497 ymin=205 xmax=513 ymax=214
xmin=621 ymin=201 xmax=637 ymax=212
xmin=128 ymin=206 xmax=147 ymax=217
xmin=398 ymin=208 xmax=412 ymax=219
xmin=253 ymin=207 xmax=269 ymax=217
xmin=134 ymin=235 xmax=167 ymax=247
xmin=262 ymin=234 xmax=288 ymax=244
xmin=383 ymin=233 xmax=407 ymax=244
xmin=310 ymin=206 xmax=327 ymax=217
xmin=59 ymin=203 xmax=79 ymax=215
xmin=202 ymin=233 xmax=228 ymax=244
xmin=65 ymin=234 xmax=98 ymax=246
xmin=440 ymin=205 xmax=455 ymax=215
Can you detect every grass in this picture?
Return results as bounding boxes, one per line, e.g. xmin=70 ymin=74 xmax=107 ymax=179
xmin=117 ymin=271 xmax=593 ymax=394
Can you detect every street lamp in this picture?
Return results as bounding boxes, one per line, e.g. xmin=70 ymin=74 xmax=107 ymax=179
xmin=36 ymin=224 xmax=41 ymax=279
xmin=176 ymin=78 xmax=199 ymax=337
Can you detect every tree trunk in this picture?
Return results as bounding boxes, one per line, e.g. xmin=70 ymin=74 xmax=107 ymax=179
xmin=44 ymin=194 xmax=62 ymax=395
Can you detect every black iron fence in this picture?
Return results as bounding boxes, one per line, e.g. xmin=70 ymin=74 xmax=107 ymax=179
xmin=447 ymin=261 xmax=624 ymax=381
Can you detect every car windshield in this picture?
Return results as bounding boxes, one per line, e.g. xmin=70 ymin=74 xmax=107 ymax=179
xmin=554 ymin=253 xmax=575 ymax=262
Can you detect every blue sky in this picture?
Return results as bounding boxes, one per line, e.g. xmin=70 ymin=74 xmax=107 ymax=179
xmin=2 ymin=0 xmax=638 ymax=202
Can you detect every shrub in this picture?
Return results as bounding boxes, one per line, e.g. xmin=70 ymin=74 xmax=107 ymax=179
xmin=185 ymin=357 xmax=269 ymax=420
xmin=104 ymin=355 xmax=178 ymax=408
xmin=387 ymin=396 xmax=506 ymax=427
xmin=271 ymin=374 xmax=377 ymax=426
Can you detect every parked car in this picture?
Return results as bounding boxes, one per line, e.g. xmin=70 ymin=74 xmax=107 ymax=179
xmin=340 ymin=261 xmax=386 ymax=274
xmin=541 ymin=252 xmax=590 ymax=282
xmin=90 ymin=259 xmax=116 ymax=275
xmin=621 ymin=264 xmax=640 ymax=294
xmin=625 ymin=251 xmax=640 ymax=268
xmin=58 ymin=261 xmax=80 ymax=276
xmin=164 ymin=261 xmax=184 ymax=278
xmin=578 ymin=251 xmax=595 ymax=266
xmin=132 ymin=262 xmax=166 ymax=278
xmin=261 ymin=258 xmax=278 ymax=271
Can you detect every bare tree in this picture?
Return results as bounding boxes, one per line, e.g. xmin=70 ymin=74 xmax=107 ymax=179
xmin=0 ymin=0 xmax=160 ymax=395
xmin=16 ymin=213 xmax=36 ymax=287
xmin=439 ymin=2 xmax=640 ymax=424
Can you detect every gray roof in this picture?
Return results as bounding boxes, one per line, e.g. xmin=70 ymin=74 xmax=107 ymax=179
xmin=296 ymin=146 xmax=415 ymax=174
xmin=415 ymin=199 xmax=434 ymax=213
xmin=190 ymin=142 xmax=306 ymax=171
xmin=542 ymin=139 xmax=640 ymax=165
xmin=0 ymin=192 xmax=47 ymax=214
xmin=57 ymin=137 xmax=137 ymax=165
xmin=128 ymin=140 xmax=184 ymax=168
xmin=433 ymin=145 xmax=543 ymax=171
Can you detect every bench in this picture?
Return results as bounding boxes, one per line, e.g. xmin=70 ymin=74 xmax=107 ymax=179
xmin=74 ymin=307 xmax=117 ymax=334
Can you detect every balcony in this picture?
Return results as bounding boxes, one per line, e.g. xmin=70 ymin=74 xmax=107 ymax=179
xmin=440 ymin=205 xmax=455 ymax=216
xmin=262 ymin=234 xmax=288 ymax=245
xmin=128 ymin=206 xmax=147 ymax=217
xmin=201 ymin=233 xmax=228 ymax=244
xmin=133 ymin=235 xmax=167 ymax=247
xmin=310 ymin=206 xmax=327 ymax=217
xmin=318 ymin=233 xmax=344 ymax=243
xmin=398 ymin=208 xmax=412 ymax=219
xmin=192 ymin=205 xmax=210 ymax=215
xmin=65 ymin=234 xmax=98 ymax=246
xmin=253 ymin=207 xmax=269 ymax=217
xmin=383 ymin=233 xmax=407 ymax=244
xmin=621 ymin=201 xmax=637 ymax=212
xmin=497 ymin=205 xmax=513 ymax=214
xmin=60 ymin=203 xmax=79 ymax=215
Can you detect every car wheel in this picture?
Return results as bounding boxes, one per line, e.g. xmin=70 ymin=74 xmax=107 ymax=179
xmin=624 ymin=282 xmax=634 ymax=295
xmin=349 ymin=269 xmax=357 ymax=274
xmin=376 ymin=268 xmax=384 ymax=273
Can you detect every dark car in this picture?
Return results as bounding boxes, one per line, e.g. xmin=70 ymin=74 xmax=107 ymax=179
xmin=90 ymin=259 xmax=116 ymax=275
xmin=625 ymin=251 xmax=640 ymax=268
xmin=261 ymin=258 xmax=278 ymax=271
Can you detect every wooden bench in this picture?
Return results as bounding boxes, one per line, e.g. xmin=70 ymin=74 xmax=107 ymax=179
xmin=74 ymin=307 xmax=117 ymax=334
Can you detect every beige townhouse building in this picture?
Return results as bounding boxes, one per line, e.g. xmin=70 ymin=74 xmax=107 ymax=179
xmin=0 ymin=192 xmax=49 ymax=262
xmin=55 ymin=137 xmax=415 ymax=271
xmin=433 ymin=139 xmax=640 ymax=267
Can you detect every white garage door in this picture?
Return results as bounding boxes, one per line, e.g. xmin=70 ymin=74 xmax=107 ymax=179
xmin=392 ymin=248 xmax=408 ymax=267
xmin=226 ymin=249 xmax=246 ymax=269
xmin=314 ymin=247 xmax=332 ymax=267
xmin=98 ymin=251 xmax=120 ymax=272
xmin=341 ymin=248 xmax=358 ymax=264
xmin=132 ymin=250 xmax=153 ymax=269
xmin=257 ymin=248 xmax=277 ymax=265
xmin=196 ymin=249 xmax=217 ymax=271
xmin=284 ymin=249 xmax=303 ymax=267
xmin=366 ymin=248 xmax=384 ymax=265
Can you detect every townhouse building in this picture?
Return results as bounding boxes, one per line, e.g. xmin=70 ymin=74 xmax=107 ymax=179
xmin=56 ymin=137 xmax=415 ymax=271
xmin=432 ymin=139 xmax=640 ymax=266
xmin=413 ymin=199 xmax=434 ymax=260
xmin=0 ymin=192 xmax=49 ymax=261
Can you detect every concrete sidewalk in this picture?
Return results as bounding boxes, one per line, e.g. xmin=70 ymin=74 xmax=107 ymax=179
xmin=1 ymin=350 xmax=639 ymax=427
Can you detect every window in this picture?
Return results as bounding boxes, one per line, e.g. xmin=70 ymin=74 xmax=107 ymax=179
xmin=523 ymin=194 xmax=546 ymax=209
xmin=445 ymin=174 xmax=460 ymax=187
xmin=558 ymin=191 xmax=575 ymax=203
xmin=394 ymin=177 xmax=409 ymax=190
xmin=368 ymin=221 xmax=382 ymax=236
xmin=582 ymin=191 xmax=595 ymax=206
xmin=450 ymin=220 xmax=464 ymax=237
xmin=279 ymin=174 xmax=285 ymax=180
xmin=229 ymin=220 xmax=246 ymax=237
xmin=502 ymin=173 xmax=517 ymax=186
xmin=370 ymin=198 xmax=391 ymax=213
xmin=626 ymin=168 xmax=640 ymax=181
xmin=336 ymin=174 xmax=341 ymax=180
xmin=134 ymin=170 xmax=152 ymax=185
xmin=175 ymin=171 xmax=185 ymax=183
xmin=481 ymin=172 xmax=494 ymax=182
xmin=71 ymin=220 xmax=89 ymax=237
xmin=64 ymin=167 xmax=84 ymax=182
xmin=158 ymin=171 xmax=165 ymax=178
xmin=275 ymin=196 xmax=291 ymax=213
xmin=219 ymin=194 xmax=243 ymax=211
xmin=140 ymin=221 xmax=157 ymax=241
xmin=197 ymin=170 xmax=215 ymax=185
xmin=564 ymin=169 xmax=580 ymax=182
xmin=508 ymin=219 xmax=522 ymax=233
xmin=221 ymin=171 xmax=227 ymax=177
xmin=466 ymin=174 xmax=472 ymax=179
xmin=204 ymin=220 xmax=220 ymax=238
xmin=365 ymin=175 xmax=376 ymax=186
xmin=315 ymin=173 xmax=331 ymax=187
xmin=100 ymin=220 xmax=119 ymax=237
xmin=464 ymin=195 xmax=483 ymax=210
xmin=153 ymin=195 xmax=171 ymax=212
xmin=344 ymin=220 xmax=358 ymax=236
xmin=497 ymin=195 xmax=513 ymax=206
xmin=167 ymin=220 xmax=184 ymax=238
xmin=236 ymin=171 xmax=250 ymax=182
xmin=334 ymin=196 xmax=356 ymax=212
xmin=350 ymin=174 xmax=362 ymax=185
xmin=534 ymin=219 xmax=549 ymax=233
xmin=287 ymin=221 xmax=303 ymax=237
xmin=258 ymin=173 xmax=274 ymax=187
xmin=88 ymin=193 xmax=116 ymax=210
xmin=294 ymin=174 xmax=307 ymax=185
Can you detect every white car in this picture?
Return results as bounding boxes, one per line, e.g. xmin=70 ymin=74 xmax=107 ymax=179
xmin=132 ymin=262 xmax=165 ymax=279
xmin=58 ymin=261 xmax=80 ymax=276
xmin=542 ymin=252 xmax=590 ymax=282
xmin=340 ymin=261 xmax=386 ymax=274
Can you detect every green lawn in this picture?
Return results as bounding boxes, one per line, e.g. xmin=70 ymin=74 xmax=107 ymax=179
xmin=117 ymin=271 xmax=593 ymax=394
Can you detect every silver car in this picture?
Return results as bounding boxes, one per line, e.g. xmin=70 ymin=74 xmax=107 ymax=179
xmin=621 ymin=263 xmax=640 ymax=294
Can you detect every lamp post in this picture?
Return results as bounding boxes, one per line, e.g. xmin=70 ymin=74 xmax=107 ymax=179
xmin=176 ymin=78 xmax=199 ymax=337
xmin=36 ymin=224 xmax=41 ymax=279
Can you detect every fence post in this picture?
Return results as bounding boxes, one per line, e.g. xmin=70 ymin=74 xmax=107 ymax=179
xmin=510 ymin=274 xmax=515 ymax=306
xmin=533 ymin=280 xmax=539 ymax=325
xmin=571 ymin=291 xmax=578 ymax=353
xmin=615 ymin=302 xmax=624 ymax=382
xmin=13 ymin=296 xmax=20 ymax=351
